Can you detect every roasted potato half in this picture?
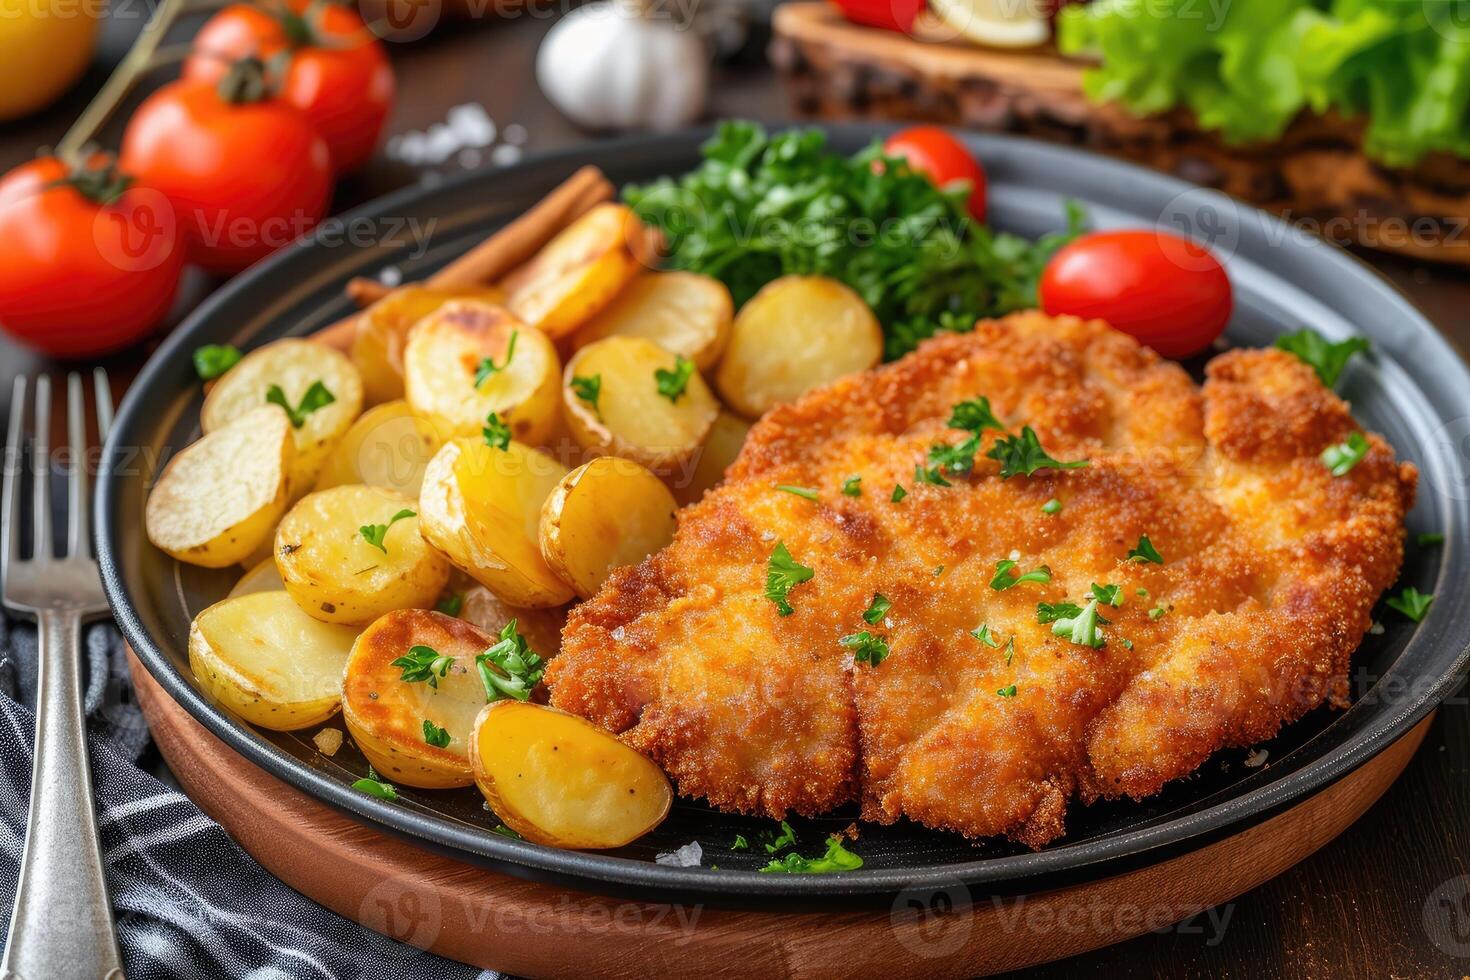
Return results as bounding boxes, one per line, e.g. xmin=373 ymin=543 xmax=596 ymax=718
xmin=540 ymin=457 xmax=677 ymax=600
xmin=500 ymin=203 xmax=642 ymax=339
xmin=671 ymin=410 xmax=751 ymax=506
xmin=562 ymin=337 xmax=718 ymax=470
xmin=573 ymin=271 xmax=733 ymax=370
xmin=470 ymin=701 xmax=673 ymax=849
xmin=418 ymin=437 xmax=574 ymax=607
xmin=453 ymin=582 xmax=566 ymax=660
xmin=341 ymin=609 xmax=498 ymax=788
xmin=716 ymin=275 xmax=882 ymax=418
xmin=230 ymin=557 xmax=286 ymax=598
xmin=314 ymin=400 xmax=444 ymax=496
xmin=403 ymin=301 xmax=560 ymax=445
xmin=189 ymin=591 xmax=358 ymax=730
xmin=146 ymin=406 xmax=294 ymax=568
xmin=201 ymin=338 xmax=365 ymax=493
xmin=275 ymin=485 xmax=450 ymax=625
xmin=352 ymin=285 xmax=506 ymax=404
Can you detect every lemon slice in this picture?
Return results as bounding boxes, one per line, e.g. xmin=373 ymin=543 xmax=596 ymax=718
xmin=927 ymin=0 xmax=1051 ymax=49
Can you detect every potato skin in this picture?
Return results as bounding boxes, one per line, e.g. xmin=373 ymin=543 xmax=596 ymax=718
xmin=146 ymin=405 xmax=295 ymax=568
xmin=353 ymin=285 xmax=506 ymax=405
xmin=470 ymin=700 xmax=673 ymax=849
xmin=275 ymin=484 xmax=450 ymax=625
xmin=539 ymin=457 xmax=678 ymax=600
xmin=341 ymin=609 xmax=497 ymax=788
xmin=403 ymin=300 xmax=561 ymax=445
xmin=418 ymin=437 xmax=574 ymax=608
xmin=189 ymin=591 xmax=358 ymax=731
xmin=715 ymin=275 xmax=882 ymax=418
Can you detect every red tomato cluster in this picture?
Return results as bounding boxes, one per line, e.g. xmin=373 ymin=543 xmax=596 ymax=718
xmin=0 ymin=1 xmax=394 ymax=357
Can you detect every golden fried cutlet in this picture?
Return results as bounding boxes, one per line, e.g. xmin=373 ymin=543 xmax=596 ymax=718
xmin=546 ymin=312 xmax=1417 ymax=848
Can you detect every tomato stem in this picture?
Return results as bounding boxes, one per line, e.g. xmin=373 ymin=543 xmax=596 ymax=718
xmin=56 ymin=0 xmax=191 ymax=163
xmin=215 ymin=55 xmax=275 ymax=104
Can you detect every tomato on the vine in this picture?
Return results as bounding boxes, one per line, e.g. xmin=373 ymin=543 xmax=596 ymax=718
xmin=1039 ymin=229 xmax=1232 ymax=359
xmin=0 ymin=156 xmax=185 ymax=357
xmin=883 ymin=125 xmax=988 ymax=223
xmin=183 ymin=0 xmax=394 ymax=173
xmin=121 ymin=57 xmax=333 ymax=274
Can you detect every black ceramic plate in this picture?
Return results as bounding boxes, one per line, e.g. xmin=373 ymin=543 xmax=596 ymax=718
xmin=98 ymin=125 xmax=1470 ymax=906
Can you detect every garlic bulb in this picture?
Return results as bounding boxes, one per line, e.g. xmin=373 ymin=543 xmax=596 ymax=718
xmin=536 ymin=0 xmax=710 ymax=132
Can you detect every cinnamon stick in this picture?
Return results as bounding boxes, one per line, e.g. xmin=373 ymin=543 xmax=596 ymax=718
xmin=314 ymin=165 xmax=616 ymax=351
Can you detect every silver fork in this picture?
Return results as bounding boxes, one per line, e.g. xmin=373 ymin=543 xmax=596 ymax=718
xmin=1 ymin=372 xmax=124 ymax=980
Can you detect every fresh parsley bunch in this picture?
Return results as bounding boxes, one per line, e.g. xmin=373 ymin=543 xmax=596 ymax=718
xmin=624 ymin=122 xmax=1086 ymax=361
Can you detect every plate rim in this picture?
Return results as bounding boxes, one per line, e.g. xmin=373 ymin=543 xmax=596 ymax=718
xmin=97 ymin=123 xmax=1470 ymax=902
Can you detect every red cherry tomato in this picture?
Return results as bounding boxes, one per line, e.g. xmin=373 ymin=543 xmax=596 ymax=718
xmin=183 ymin=1 xmax=394 ymax=173
xmin=829 ymin=0 xmax=925 ymax=33
xmin=883 ymin=125 xmax=987 ymax=223
xmin=1039 ymin=229 xmax=1232 ymax=359
xmin=121 ymin=60 xmax=333 ymax=274
xmin=0 ymin=157 xmax=185 ymax=357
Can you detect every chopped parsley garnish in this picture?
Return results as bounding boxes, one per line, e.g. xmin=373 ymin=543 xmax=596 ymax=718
xmin=970 ymin=623 xmax=1001 ymax=647
xmin=841 ymin=475 xmax=863 ymax=497
xmin=1037 ymin=601 xmax=1084 ymax=624
xmin=759 ymin=835 xmax=862 ymax=874
xmin=990 ymin=559 xmax=1052 ymax=591
xmin=915 ymin=462 xmax=951 ymax=487
xmin=765 ymin=820 xmax=797 ymax=853
xmin=1050 ymin=583 xmax=1122 ymax=649
xmin=492 ymin=824 xmax=523 ymax=840
xmin=476 ymin=620 xmax=545 ymax=701
xmin=933 ymin=565 xmax=945 ymax=577
xmin=1322 ymin=432 xmax=1369 ymax=476
xmin=764 ymin=541 xmax=814 ymax=616
xmin=422 ymin=719 xmax=450 ymax=748
xmin=193 ymin=344 xmax=241 ymax=380
xmin=1418 ymin=532 xmax=1445 ymax=547
xmin=777 ymin=485 xmax=819 ymax=500
xmin=473 ymin=330 xmax=518 ymax=387
xmin=352 ymin=770 xmax=398 ymax=801
xmin=923 ymin=396 xmax=1007 ymax=482
xmin=359 ymin=508 xmax=416 ymax=553
xmin=732 ymin=834 xmax=750 ymax=851
xmin=1149 ymin=603 xmax=1171 ymax=620
xmin=1274 ymin=328 xmax=1370 ymax=387
xmin=436 ymin=593 xmax=464 ymax=617
xmin=482 ymin=411 xmax=512 ymax=450
xmin=654 ymin=355 xmax=695 ymax=402
xmin=570 ymin=374 xmax=602 ymax=414
xmin=391 ymin=645 xmax=454 ymax=688
xmin=996 ymin=684 xmax=1018 ymax=698
xmin=840 ymin=630 xmax=890 ymax=666
xmin=1042 ymin=498 xmax=1062 ymax=515
xmin=1120 ymin=638 xmax=1135 ymax=650
xmin=948 ymin=397 xmax=1006 ymax=434
xmin=891 ymin=484 xmax=908 ymax=503
xmin=1126 ymin=535 xmax=1163 ymax=565
xmin=1003 ymin=636 xmax=1015 ymax=665
xmin=266 ymin=380 xmax=335 ymax=429
xmin=862 ymin=594 xmax=892 ymax=625
xmin=1386 ymin=586 xmax=1434 ymax=623
xmin=987 ymin=426 xmax=1088 ymax=479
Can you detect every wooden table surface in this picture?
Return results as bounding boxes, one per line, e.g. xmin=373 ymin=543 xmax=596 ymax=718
xmin=2 ymin=12 xmax=1468 ymax=979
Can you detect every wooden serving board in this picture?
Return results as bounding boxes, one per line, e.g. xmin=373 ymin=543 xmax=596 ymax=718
xmin=128 ymin=652 xmax=1430 ymax=977
xmin=771 ymin=2 xmax=1470 ymax=267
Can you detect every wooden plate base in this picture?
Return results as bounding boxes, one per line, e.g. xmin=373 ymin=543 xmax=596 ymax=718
xmin=129 ymin=654 xmax=1429 ymax=978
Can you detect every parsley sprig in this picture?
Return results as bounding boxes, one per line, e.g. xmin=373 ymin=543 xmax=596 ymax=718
xmin=422 ymin=719 xmax=451 ymax=748
xmin=359 ymin=508 xmax=416 ymax=554
xmin=1126 ymin=535 xmax=1163 ymax=565
xmin=473 ymin=330 xmax=518 ymax=387
xmin=1049 ymin=583 xmax=1123 ymax=649
xmin=1386 ymin=586 xmax=1434 ymax=623
xmin=990 ymin=559 xmax=1052 ymax=590
xmin=570 ymin=374 xmax=602 ymax=415
xmin=862 ymin=594 xmax=892 ymax=625
xmin=654 ymin=355 xmax=695 ymax=403
xmin=193 ymin=344 xmax=241 ymax=380
xmin=1275 ymin=328 xmax=1370 ymax=387
xmin=476 ymin=620 xmax=545 ymax=702
xmin=391 ymin=645 xmax=455 ymax=688
xmin=352 ymin=767 xmax=398 ymax=801
xmin=759 ymin=835 xmax=863 ymax=874
xmin=764 ymin=542 xmax=814 ymax=616
xmin=987 ymin=426 xmax=1089 ymax=479
xmin=482 ymin=411 xmax=512 ymax=450
xmin=266 ymin=380 xmax=335 ymax=429
xmin=840 ymin=630 xmax=890 ymax=666
xmin=1322 ymin=432 xmax=1369 ymax=476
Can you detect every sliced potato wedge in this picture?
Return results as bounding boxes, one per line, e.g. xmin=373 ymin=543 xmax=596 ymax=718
xmin=672 ymin=410 xmax=751 ymax=506
xmin=562 ymin=337 xmax=718 ymax=470
xmin=500 ymin=203 xmax=642 ymax=339
xmin=313 ymin=399 xmax=444 ymax=496
xmin=418 ymin=437 xmax=574 ymax=607
xmin=275 ymin=485 xmax=450 ymax=625
xmin=470 ymin=700 xmax=673 ymax=849
xmin=716 ymin=275 xmax=882 ymax=418
xmin=455 ymin=583 xmax=566 ymax=660
xmin=572 ymin=271 xmax=733 ymax=370
xmin=230 ymin=557 xmax=286 ymax=598
xmin=146 ymin=406 xmax=294 ymax=568
xmin=341 ymin=609 xmax=497 ymax=788
xmin=352 ymin=285 xmax=506 ymax=404
xmin=201 ymin=338 xmax=365 ymax=493
xmin=540 ymin=457 xmax=677 ymax=599
xmin=189 ymin=591 xmax=358 ymax=730
xmin=403 ymin=301 xmax=561 ymax=445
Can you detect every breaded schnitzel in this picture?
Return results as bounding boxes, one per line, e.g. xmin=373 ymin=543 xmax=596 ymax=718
xmin=545 ymin=313 xmax=1416 ymax=847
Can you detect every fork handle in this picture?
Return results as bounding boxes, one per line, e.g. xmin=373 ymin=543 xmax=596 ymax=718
xmin=3 ymin=611 xmax=124 ymax=980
